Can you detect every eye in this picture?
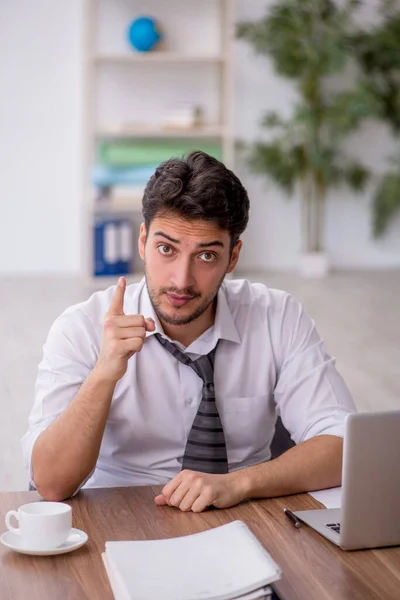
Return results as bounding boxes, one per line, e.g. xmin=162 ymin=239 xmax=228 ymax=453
xmin=200 ymin=252 xmax=216 ymax=263
xmin=158 ymin=244 xmax=173 ymax=256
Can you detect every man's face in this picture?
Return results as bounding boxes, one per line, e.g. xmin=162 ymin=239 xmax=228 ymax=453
xmin=138 ymin=213 xmax=241 ymax=327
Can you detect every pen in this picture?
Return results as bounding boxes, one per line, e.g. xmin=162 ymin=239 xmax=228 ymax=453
xmin=283 ymin=508 xmax=301 ymax=528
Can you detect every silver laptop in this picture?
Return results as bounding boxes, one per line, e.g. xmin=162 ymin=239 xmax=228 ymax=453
xmin=294 ymin=411 xmax=400 ymax=551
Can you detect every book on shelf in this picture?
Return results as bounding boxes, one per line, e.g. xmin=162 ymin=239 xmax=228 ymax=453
xmin=91 ymin=141 xmax=223 ymax=198
xmin=92 ymin=164 xmax=157 ymax=188
xmin=110 ymin=186 xmax=144 ymax=207
xmin=102 ymin=520 xmax=281 ymax=600
xmin=98 ymin=139 xmax=223 ymax=167
xmin=94 ymin=217 xmax=133 ymax=277
xmin=94 ymin=186 xmax=144 ymax=212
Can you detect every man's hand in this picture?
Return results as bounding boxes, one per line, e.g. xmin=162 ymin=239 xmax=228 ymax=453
xmin=95 ymin=277 xmax=155 ymax=383
xmin=154 ymin=470 xmax=247 ymax=513
xmin=154 ymin=436 xmax=344 ymax=512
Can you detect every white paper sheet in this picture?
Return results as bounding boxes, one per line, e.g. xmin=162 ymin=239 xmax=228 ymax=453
xmin=308 ymin=486 xmax=342 ymax=509
xmin=104 ymin=521 xmax=281 ymax=600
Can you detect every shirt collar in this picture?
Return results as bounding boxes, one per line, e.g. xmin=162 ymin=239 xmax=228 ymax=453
xmin=137 ymin=278 xmax=165 ymax=338
xmin=137 ymin=278 xmax=241 ymax=345
xmin=214 ymin=281 xmax=241 ymax=344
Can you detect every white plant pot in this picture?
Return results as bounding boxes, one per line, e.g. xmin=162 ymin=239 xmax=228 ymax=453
xmin=299 ymin=252 xmax=329 ymax=278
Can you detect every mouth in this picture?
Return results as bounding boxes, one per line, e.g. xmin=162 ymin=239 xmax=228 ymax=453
xmin=165 ymin=293 xmax=195 ymax=307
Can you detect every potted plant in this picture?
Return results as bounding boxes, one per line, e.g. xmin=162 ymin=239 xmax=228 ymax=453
xmin=352 ymin=1 xmax=400 ymax=238
xmin=237 ymin=0 xmax=378 ymax=276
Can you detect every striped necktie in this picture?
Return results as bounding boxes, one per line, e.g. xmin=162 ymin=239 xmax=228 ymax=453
xmin=155 ymin=333 xmax=229 ymax=474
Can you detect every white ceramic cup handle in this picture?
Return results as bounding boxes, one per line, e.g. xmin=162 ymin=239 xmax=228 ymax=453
xmin=5 ymin=510 xmax=20 ymax=534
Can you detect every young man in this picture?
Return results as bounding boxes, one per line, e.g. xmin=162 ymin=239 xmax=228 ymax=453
xmin=22 ymin=151 xmax=355 ymax=513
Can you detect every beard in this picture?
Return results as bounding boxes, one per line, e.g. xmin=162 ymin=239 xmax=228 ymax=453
xmin=145 ymin=266 xmax=227 ymax=327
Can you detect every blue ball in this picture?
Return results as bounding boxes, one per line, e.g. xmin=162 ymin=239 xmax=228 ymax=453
xmin=127 ymin=17 xmax=161 ymax=53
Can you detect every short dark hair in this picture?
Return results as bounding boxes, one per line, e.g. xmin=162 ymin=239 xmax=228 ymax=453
xmin=142 ymin=151 xmax=250 ymax=249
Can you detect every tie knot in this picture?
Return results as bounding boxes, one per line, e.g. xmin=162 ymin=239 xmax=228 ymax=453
xmin=154 ymin=333 xmax=217 ymax=385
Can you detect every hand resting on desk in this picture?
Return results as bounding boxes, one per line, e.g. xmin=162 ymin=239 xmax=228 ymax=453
xmin=155 ymin=435 xmax=343 ymax=513
xmin=154 ymin=469 xmax=245 ymax=512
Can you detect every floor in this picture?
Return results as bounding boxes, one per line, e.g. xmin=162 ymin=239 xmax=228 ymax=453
xmin=0 ymin=271 xmax=399 ymax=492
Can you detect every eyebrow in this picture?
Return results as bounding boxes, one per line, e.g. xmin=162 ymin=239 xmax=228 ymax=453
xmin=153 ymin=231 xmax=225 ymax=249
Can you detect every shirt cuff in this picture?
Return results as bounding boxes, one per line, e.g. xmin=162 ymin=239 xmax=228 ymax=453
xmin=300 ymin=407 xmax=355 ymax=442
xmin=21 ymin=420 xmax=56 ymax=491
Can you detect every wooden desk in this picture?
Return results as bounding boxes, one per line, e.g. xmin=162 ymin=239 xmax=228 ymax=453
xmin=1 ymin=487 xmax=399 ymax=599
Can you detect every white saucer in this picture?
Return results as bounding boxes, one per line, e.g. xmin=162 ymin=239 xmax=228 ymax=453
xmin=0 ymin=528 xmax=88 ymax=556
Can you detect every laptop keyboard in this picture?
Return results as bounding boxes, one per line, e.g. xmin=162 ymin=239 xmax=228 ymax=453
xmin=326 ymin=522 xmax=341 ymax=534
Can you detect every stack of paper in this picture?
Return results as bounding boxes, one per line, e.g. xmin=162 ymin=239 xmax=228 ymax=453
xmin=308 ymin=486 xmax=342 ymax=509
xmin=102 ymin=520 xmax=281 ymax=600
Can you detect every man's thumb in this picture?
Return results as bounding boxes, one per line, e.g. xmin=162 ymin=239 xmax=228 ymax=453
xmin=145 ymin=318 xmax=156 ymax=331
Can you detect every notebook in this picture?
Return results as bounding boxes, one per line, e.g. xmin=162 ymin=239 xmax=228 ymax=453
xmin=102 ymin=520 xmax=281 ymax=600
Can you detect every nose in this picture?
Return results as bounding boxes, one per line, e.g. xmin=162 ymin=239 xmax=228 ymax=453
xmin=170 ymin=256 xmax=195 ymax=292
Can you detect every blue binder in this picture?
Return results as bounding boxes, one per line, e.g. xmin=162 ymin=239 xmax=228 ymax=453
xmin=117 ymin=219 xmax=133 ymax=275
xmin=93 ymin=218 xmax=133 ymax=277
xmin=94 ymin=219 xmax=108 ymax=276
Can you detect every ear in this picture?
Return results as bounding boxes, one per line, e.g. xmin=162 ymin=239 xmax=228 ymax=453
xmin=226 ymin=240 xmax=242 ymax=274
xmin=138 ymin=222 xmax=147 ymax=261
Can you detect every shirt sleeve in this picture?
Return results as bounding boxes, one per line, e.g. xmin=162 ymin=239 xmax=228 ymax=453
xmin=272 ymin=293 xmax=357 ymax=445
xmin=21 ymin=308 xmax=99 ymax=493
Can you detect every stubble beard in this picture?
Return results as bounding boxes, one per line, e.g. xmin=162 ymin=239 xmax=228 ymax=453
xmin=145 ymin=266 xmax=227 ymax=327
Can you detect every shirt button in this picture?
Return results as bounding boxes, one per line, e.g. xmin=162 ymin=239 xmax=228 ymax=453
xmin=186 ymin=398 xmax=193 ymax=405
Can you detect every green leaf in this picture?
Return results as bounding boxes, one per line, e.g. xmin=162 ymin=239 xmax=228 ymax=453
xmin=373 ymin=172 xmax=400 ymax=237
xmin=248 ymin=142 xmax=298 ymax=195
xmin=342 ymin=163 xmax=370 ymax=192
xmin=352 ymin=9 xmax=400 ymax=133
xmin=237 ymin=0 xmax=353 ymax=79
xmin=326 ymin=85 xmax=381 ymax=136
xmin=261 ymin=112 xmax=284 ymax=128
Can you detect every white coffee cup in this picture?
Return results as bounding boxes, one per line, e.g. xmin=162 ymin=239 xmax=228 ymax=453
xmin=5 ymin=502 xmax=72 ymax=549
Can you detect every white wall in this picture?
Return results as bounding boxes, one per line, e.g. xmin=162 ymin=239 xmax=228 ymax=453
xmin=0 ymin=0 xmax=399 ymax=274
xmin=0 ymin=0 xmax=83 ymax=274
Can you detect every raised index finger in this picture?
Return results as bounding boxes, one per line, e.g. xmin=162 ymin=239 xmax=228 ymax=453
xmin=108 ymin=277 xmax=126 ymax=316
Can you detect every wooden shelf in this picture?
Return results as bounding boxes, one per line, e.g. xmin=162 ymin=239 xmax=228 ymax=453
xmin=93 ymin=53 xmax=227 ymax=65
xmin=88 ymin=273 xmax=144 ymax=289
xmin=95 ymin=125 xmax=226 ymax=139
xmin=92 ymin=202 xmax=143 ymax=214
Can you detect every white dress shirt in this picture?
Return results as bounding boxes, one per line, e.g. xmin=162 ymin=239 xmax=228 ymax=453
xmin=22 ymin=278 xmax=356 ymax=490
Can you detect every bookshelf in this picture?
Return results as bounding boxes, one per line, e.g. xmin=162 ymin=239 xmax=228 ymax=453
xmin=82 ymin=0 xmax=234 ymax=282
xmin=93 ymin=53 xmax=227 ymax=64
xmin=95 ymin=125 xmax=226 ymax=139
